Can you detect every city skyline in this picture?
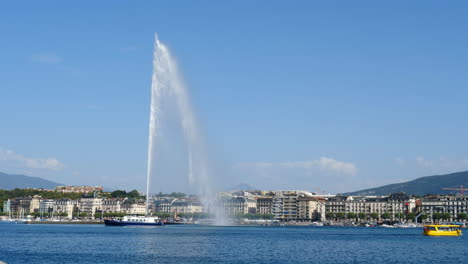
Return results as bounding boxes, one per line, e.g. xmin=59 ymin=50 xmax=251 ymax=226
xmin=1 ymin=1 xmax=468 ymax=193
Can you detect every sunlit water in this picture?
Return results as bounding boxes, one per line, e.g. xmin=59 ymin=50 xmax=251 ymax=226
xmin=1 ymin=224 xmax=467 ymax=263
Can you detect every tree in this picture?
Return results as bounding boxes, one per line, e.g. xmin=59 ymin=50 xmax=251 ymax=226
xmin=405 ymin=212 xmax=415 ymax=221
xmin=395 ymin=213 xmax=405 ymax=220
xmin=111 ymin=190 xmax=127 ymax=198
xmin=335 ymin=212 xmax=345 ymax=220
xmin=127 ymin=190 xmax=141 ymax=198
xmin=457 ymin=213 xmax=467 ymax=221
xmin=381 ymin=213 xmax=391 ymax=220
xmin=59 ymin=212 xmax=68 ymax=218
xmin=358 ymin=213 xmax=367 ymax=220
xmin=326 ymin=212 xmax=335 ymax=220
xmin=441 ymin=213 xmax=452 ymax=221
xmin=432 ymin=212 xmax=442 ymax=221
xmin=78 ymin=212 xmax=88 ymax=218
xmin=370 ymin=213 xmax=379 ymax=220
xmin=347 ymin=213 xmax=356 ymax=220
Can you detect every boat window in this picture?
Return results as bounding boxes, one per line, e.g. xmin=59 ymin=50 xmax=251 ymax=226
xmin=426 ymin=226 xmax=436 ymax=231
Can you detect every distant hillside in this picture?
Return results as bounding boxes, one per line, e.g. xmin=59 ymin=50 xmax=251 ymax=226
xmin=345 ymin=170 xmax=468 ymax=196
xmin=0 ymin=172 xmax=63 ymax=190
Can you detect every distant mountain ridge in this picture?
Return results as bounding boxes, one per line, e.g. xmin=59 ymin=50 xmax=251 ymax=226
xmin=0 ymin=172 xmax=63 ymax=190
xmin=345 ymin=170 xmax=468 ymax=196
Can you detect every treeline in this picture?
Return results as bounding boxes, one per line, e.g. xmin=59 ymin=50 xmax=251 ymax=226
xmin=153 ymin=192 xmax=187 ymax=198
xmin=105 ymin=190 xmax=145 ymax=199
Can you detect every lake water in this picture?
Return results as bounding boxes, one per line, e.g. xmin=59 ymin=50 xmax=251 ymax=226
xmin=0 ymin=224 xmax=467 ymax=263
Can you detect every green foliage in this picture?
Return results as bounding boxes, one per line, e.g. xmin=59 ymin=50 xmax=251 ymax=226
xmin=432 ymin=212 xmax=442 ymax=220
xmin=335 ymin=212 xmax=345 ymax=219
xmin=441 ymin=213 xmax=452 ymax=220
xmin=405 ymin=212 xmax=415 ymax=220
xmin=381 ymin=213 xmax=391 ymax=220
xmin=154 ymin=192 xmax=187 ymax=198
xmin=347 ymin=213 xmax=356 ymax=219
xmin=457 ymin=213 xmax=467 ymax=220
xmin=394 ymin=213 xmax=405 ymax=219
xmin=419 ymin=213 xmax=429 ymax=222
xmin=110 ymin=189 xmax=145 ymax=199
xmin=0 ymin=188 xmax=85 ymax=201
xmin=325 ymin=212 xmax=335 ymax=220
xmin=369 ymin=213 xmax=379 ymax=220
xmin=78 ymin=212 xmax=87 ymax=218
xmin=358 ymin=213 xmax=367 ymax=220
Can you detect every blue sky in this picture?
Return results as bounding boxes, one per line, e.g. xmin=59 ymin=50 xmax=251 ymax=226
xmin=1 ymin=1 xmax=468 ymax=193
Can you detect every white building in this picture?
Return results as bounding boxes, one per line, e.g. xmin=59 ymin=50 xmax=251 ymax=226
xmin=54 ymin=199 xmax=79 ymax=219
xmin=79 ymin=197 xmax=102 ymax=218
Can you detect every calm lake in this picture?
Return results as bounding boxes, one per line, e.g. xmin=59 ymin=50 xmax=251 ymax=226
xmin=1 ymin=224 xmax=467 ymax=263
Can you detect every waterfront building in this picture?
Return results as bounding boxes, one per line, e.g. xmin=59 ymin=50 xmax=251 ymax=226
xmin=101 ymin=198 xmax=125 ymax=213
xmin=273 ymin=193 xmax=300 ymax=221
xmin=298 ymin=196 xmax=326 ymax=221
xmin=55 ymin=186 xmax=104 ymax=193
xmin=3 ymin=199 xmax=11 ymax=213
xmin=54 ymin=199 xmax=79 ymax=219
xmin=171 ymin=198 xmax=203 ymax=213
xmin=121 ymin=199 xmax=146 ymax=215
xmin=39 ymin=199 xmax=55 ymax=215
xmin=223 ymin=197 xmax=257 ymax=215
xmin=325 ymin=193 xmax=416 ymax=221
xmin=154 ymin=198 xmax=175 ymax=212
xmin=325 ymin=196 xmax=348 ymax=215
xmin=29 ymin=195 xmax=42 ymax=213
xmin=8 ymin=197 xmax=32 ymax=217
xmin=256 ymin=197 xmax=273 ymax=214
xmin=79 ymin=197 xmax=103 ymax=218
xmin=420 ymin=195 xmax=468 ymax=221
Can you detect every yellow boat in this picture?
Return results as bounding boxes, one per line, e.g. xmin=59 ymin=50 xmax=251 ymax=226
xmin=423 ymin=225 xmax=462 ymax=236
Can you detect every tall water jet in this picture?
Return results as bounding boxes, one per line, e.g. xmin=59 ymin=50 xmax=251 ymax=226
xmin=146 ymin=34 xmax=229 ymax=225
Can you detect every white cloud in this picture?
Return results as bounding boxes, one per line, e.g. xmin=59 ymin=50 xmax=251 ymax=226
xmin=31 ymin=52 xmax=62 ymax=64
xmin=414 ymin=156 xmax=468 ymax=173
xmin=0 ymin=148 xmax=64 ymax=170
xmin=236 ymin=157 xmax=357 ymax=176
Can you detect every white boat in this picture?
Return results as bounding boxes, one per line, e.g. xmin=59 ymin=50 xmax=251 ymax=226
xmin=105 ymin=215 xmax=164 ymax=226
xmin=310 ymin=222 xmax=324 ymax=226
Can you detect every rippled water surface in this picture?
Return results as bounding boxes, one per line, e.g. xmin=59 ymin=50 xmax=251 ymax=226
xmin=1 ymin=224 xmax=467 ymax=263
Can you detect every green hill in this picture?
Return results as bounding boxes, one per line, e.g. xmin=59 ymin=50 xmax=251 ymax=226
xmin=345 ymin=170 xmax=468 ymax=196
xmin=0 ymin=172 xmax=62 ymax=190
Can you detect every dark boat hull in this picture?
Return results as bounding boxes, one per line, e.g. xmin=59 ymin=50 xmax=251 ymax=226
xmin=104 ymin=219 xmax=164 ymax=226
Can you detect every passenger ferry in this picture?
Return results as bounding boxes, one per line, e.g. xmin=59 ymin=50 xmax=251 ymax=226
xmin=423 ymin=225 xmax=462 ymax=236
xmin=104 ymin=215 xmax=164 ymax=226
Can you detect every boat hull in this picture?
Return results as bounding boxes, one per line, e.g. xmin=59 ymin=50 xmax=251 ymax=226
xmin=104 ymin=219 xmax=164 ymax=226
xmin=423 ymin=230 xmax=461 ymax=236
xmin=423 ymin=224 xmax=462 ymax=236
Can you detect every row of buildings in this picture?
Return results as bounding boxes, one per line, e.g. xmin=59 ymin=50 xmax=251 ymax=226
xmin=3 ymin=190 xmax=468 ymax=222
xmin=2 ymin=196 xmax=145 ymax=219
xmin=214 ymin=191 xmax=468 ymax=222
